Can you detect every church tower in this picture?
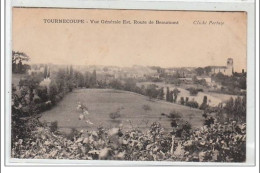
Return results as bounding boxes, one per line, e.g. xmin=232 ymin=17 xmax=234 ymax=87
xmin=226 ymin=58 xmax=234 ymax=75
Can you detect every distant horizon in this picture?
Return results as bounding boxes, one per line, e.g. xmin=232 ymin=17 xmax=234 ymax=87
xmin=28 ymin=61 xmax=246 ymax=72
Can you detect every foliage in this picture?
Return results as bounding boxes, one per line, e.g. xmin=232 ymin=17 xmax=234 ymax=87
xmin=166 ymin=87 xmax=179 ymax=103
xmin=11 ymin=51 xmax=246 ymax=162
xmin=142 ymin=104 xmax=152 ymax=112
xmin=186 ymin=87 xmax=200 ymax=96
xmin=183 ymin=121 xmax=246 ymax=162
xmin=185 ymin=97 xmax=189 ymax=104
xmin=166 ymin=87 xmax=170 ymax=102
xmin=109 ymin=108 xmax=123 ymax=120
xmin=43 ymin=65 xmax=48 ymax=78
xmin=36 ymin=86 xmax=49 ymax=102
xmin=11 ymin=119 xmax=246 ymax=162
xmin=192 ymin=76 xmax=207 ymax=86
xmin=74 ymin=71 xmax=85 ymax=88
xmin=194 ymin=66 xmax=212 ymax=76
xmin=12 ymin=85 xmax=246 ymax=162
xmin=109 ymin=80 xmax=123 ymax=90
xmin=199 ymin=96 xmax=208 ymax=110
xmin=11 ymin=65 xmax=80 ymax=147
xmin=224 ymin=96 xmax=246 ymax=122
xmin=202 ymin=113 xmax=215 ymax=127
xmin=49 ymin=81 xmax=59 ymax=105
xmin=172 ymin=88 xmax=180 ymax=103
xmin=49 ymin=121 xmax=58 ymax=133
xmin=12 ymin=51 xmax=30 ymax=74
xmin=124 ymin=78 xmax=137 ymax=92
xmin=172 ymin=120 xmax=192 ymax=139
xmin=157 ymin=87 xmax=164 ymax=100
xmin=180 ymin=97 xmax=185 ymax=105
xmin=168 ymin=91 xmax=174 ymax=102
xmin=145 ymin=84 xmax=160 ymax=100
xmin=11 ymin=83 xmax=41 ymax=148
xmin=211 ymin=72 xmax=246 ymax=93
xmin=165 ymin=111 xmax=191 ymax=139
xmin=168 ymin=111 xmax=182 ymax=119
xmin=186 ymin=101 xmax=199 ymax=109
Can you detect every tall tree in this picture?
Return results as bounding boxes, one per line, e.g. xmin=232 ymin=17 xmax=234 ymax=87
xmin=84 ymin=72 xmax=91 ymax=88
xmin=17 ymin=60 xmax=23 ymax=73
xmin=199 ymin=96 xmax=208 ymax=110
xmin=145 ymin=84 xmax=159 ymax=100
xmin=12 ymin=51 xmax=30 ymax=73
xmin=166 ymin=87 xmax=170 ymax=102
xmin=66 ymin=66 xmax=69 ymax=75
xmin=43 ymin=65 xmax=48 ymax=78
xmin=90 ymin=70 xmax=97 ymax=87
xmin=204 ymin=66 xmax=212 ymax=75
xmin=69 ymin=65 xmax=73 ymax=77
xmin=92 ymin=69 xmax=97 ymax=82
xmin=185 ymin=97 xmax=189 ymax=105
xmin=195 ymin=67 xmax=204 ymax=76
xmin=173 ymin=88 xmax=180 ymax=103
xmin=180 ymin=97 xmax=185 ymax=105
xmin=169 ymin=91 xmax=174 ymax=102
xmin=158 ymin=87 xmax=164 ymax=100
xmin=47 ymin=69 xmax=50 ymax=78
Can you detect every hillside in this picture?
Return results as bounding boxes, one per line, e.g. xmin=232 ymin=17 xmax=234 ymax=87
xmin=40 ymin=88 xmax=204 ymax=133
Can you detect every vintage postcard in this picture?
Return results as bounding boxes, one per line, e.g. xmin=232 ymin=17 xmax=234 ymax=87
xmin=10 ymin=7 xmax=250 ymax=164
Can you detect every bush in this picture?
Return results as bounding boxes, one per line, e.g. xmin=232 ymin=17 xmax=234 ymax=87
xmin=36 ymin=86 xmax=49 ymax=102
xmin=172 ymin=120 xmax=192 ymax=139
xmin=180 ymin=97 xmax=185 ymax=105
xmin=186 ymin=87 xmax=199 ymax=96
xmin=224 ymin=96 xmax=246 ymax=122
xmin=186 ymin=101 xmax=199 ymax=108
xmin=49 ymin=81 xmax=58 ymax=104
xmin=185 ymin=97 xmax=189 ymax=104
xmin=109 ymin=109 xmax=122 ymax=120
xmin=199 ymin=96 xmax=208 ymax=110
xmin=11 ymin=118 xmax=246 ymax=162
xmin=109 ymin=80 xmax=123 ymax=90
xmin=11 ymin=76 xmax=41 ymax=146
xmin=203 ymin=116 xmax=215 ymax=127
xmin=56 ymin=93 xmax=64 ymax=102
xmin=168 ymin=111 xmax=182 ymax=119
xmin=197 ymin=88 xmax=204 ymax=92
xmin=50 ymin=121 xmax=58 ymax=133
xmin=142 ymin=104 xmax=151 ymax=112
xmin=36 ymin=101 xmax=52 ymax=112
xmin=145 ymin=84 xmax=159 ymax=99
xmin=65 ymin=128 xmax=81 ymax=141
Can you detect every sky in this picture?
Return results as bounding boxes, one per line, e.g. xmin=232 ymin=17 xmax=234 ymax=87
xmin=12 ymin=8 xmax=247 ymax=72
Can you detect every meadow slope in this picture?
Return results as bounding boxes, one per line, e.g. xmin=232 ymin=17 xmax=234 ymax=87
xmin=40 ymin=88 xmax=204 ymax=133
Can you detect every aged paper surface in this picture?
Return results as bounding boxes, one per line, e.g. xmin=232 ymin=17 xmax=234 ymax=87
xmin=13 ymin=9 xmax=247 ymax=70
xmin=11 ymin=8 xmax=247 ymax=162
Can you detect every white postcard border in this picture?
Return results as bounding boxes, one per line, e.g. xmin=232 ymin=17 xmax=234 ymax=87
xmin=5 ymin=0 xmax=256 ymax=166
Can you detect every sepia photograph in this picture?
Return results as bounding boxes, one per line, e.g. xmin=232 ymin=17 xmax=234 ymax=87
xmin=10 ymin=8 xmax=247 ymax=163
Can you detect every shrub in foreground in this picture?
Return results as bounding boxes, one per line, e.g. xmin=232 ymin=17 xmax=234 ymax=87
xmin=11 ymin=120 xmax=246 ymax=162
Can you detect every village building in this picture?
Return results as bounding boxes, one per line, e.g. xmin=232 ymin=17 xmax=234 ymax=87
xmin=211 ymin=58 xmax=234 ymax=76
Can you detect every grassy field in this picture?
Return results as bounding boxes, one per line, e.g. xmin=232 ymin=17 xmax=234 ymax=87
xmin=40 ymin=88 xmax=204 ymax=133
